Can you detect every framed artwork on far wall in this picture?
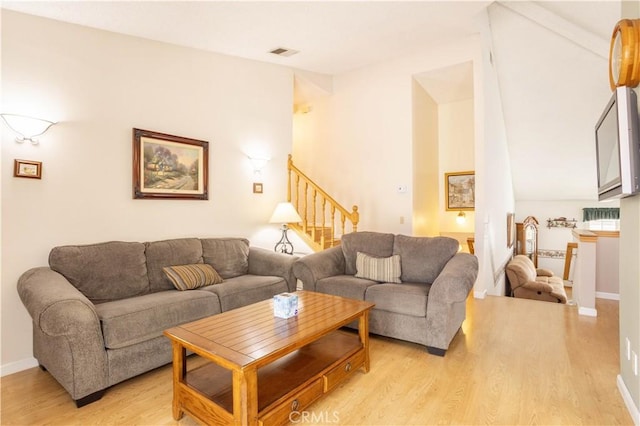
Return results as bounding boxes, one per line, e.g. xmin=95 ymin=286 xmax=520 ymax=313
xmin=14 ymin=159 xmax=42 ymax=179
xmin=132 ymin=128 xmax=209 ymax=200
xmin=445 ymin=171 xmax=475 ymax=211
xmin=507 ymin=212 xmax=516 ymax=248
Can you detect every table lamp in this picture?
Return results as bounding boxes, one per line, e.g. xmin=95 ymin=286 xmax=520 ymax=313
xmin=269 ymin=202 xmax=302 ymax=254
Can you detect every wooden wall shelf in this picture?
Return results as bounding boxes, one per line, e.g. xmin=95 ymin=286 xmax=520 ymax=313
xmin=546 ymin=218 xmax=577 ymax=229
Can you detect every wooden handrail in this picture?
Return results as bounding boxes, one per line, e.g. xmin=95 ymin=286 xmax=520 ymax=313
xmin=287 ymin=155 xmax=359 ymax=250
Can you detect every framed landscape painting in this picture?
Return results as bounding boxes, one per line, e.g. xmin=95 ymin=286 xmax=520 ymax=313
xmin=445 ymin=171 xmax=475 ymax=211
xmin=132 ymin=128 xmax=208 ymax=200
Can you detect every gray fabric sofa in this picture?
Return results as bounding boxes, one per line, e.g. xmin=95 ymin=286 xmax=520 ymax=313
xmin=17 ymin=237 xmax=297 ymax=407
xmin=292 ymin=232 xmax=478 ymax=356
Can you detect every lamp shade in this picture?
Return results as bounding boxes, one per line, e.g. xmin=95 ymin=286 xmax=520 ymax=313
xmin=269 ymin=202 xmax=302 ymax=224
xmin=0 ymin=113 xmax=56 ymax=144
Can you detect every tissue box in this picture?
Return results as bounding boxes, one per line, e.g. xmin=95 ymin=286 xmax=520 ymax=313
xmin=273 ymin=293 xmax=299 ymax=319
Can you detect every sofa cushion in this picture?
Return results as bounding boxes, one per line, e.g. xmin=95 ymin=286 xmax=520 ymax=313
xmin=201 ymin=238 xmax=250 ymax=279
xmin=393 ymin=235 xmax=459 ymax=284
xmin=49 ymin=241 xmax=149 ymax=304
xmin=316 ymin=275 xmax=379 ymax=301
xmin=365 ymin=283 xmax=430 ymax=317
xmin=341 ymin=232 xmax=395 ymax=275
xmin=95 ymin=290 xmax=221 ymax=349
xmin=199 ymin=274 xmax=287 ymax=311
xmin=355 ymin=252 xmax=402 ymax=283
xmin=145 ymin=238 xmax=203 ymax=293
xmin=163 ymin=264 xmax=224 ymax=290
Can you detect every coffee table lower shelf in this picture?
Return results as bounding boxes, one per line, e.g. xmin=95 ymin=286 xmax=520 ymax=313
xmin=178 ymin=330 xmax=365 ymax=426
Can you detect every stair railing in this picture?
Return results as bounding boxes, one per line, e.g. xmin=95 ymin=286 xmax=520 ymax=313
xmin=287 ymin=155 xmax=359 ymax=250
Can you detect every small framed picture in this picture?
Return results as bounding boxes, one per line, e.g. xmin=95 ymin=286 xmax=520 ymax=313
xmin=253 ymin=182 xmax=263 ymax=194
xmin=445 ymin=171 xmax=475 ymax=211
xmin=14 ymin=159 xmax=42 ymax=179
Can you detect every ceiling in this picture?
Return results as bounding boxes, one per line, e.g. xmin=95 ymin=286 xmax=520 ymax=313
xmin=1 ymin=1 xmax=625 ymax=201
xmin=1 ymin=1 xmax=491 ymax=76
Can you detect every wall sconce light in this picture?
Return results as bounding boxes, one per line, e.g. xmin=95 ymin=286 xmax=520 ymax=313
xmin=247 ymin=156 xmax=270 ymax=177
xmin=1 ymin=113 xmax=57 ymax=145
xmin=269 ymin=202 xmax=302 ymax=255
xmin=456 ymin=211 xmax=466 ymax=225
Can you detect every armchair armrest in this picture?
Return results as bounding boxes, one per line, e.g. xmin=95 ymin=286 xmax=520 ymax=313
xmin=292 ymin=246 xmax=345 ymax=292
xmin=17 ymin=267 xmax=108 ymax=401
xmin=248 ymin=247 xmax=299 ymax=292
xmin=536 ymin=268 xmax=554 ymax=277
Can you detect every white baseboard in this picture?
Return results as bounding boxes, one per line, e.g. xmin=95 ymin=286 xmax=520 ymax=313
xmin=474 ymin=289 xmax=487 ymax=299
xmin=0 ymin=357 xmax=38 ymax=377
xmin=596 ymin=291 xmax=620 ymax=300
xmin=578 ymin=306 xmax=598 ymax=317
xmin=617 ymin=374 xmax=640 ymax=425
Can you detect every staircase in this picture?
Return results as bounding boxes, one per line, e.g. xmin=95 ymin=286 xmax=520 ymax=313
xmin=287 ymin=155 xmax=359 ymax=251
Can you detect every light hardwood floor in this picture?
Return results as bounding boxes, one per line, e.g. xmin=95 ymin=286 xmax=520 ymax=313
xmin=1 ymin=294 xmax=633 ymax=425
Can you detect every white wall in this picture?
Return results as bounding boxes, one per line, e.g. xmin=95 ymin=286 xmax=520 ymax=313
xmin=412 ymin=80 xmax=439 ymax=236
xmin=292 ymin=37 xmax=482 ymax=237
xmin=474 ymin=9 xmax=516 ymax=297
xmin=438 ymin=98 xmax=475 ymax=234
xmin=1 ymin=11 xmax=295 ymax=373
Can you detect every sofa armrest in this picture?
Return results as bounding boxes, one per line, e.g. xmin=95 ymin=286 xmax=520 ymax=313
xmin=425 ymin=253 xmax=478 ymax=352
xmin=17 ymin=267 xmax=108 ymax=401
xmin=18 ymin=267 xmax=101 ymax=336
xmin=428 ymin=253 xmax=479 ymax=304
xmin=292 ymin=246 xmax=345 ymax=292
xmin=248 ymin=247 xmax=299 ymax=292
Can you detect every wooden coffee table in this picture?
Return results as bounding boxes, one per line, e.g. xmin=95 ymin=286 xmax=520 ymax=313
xmin=163 ymin=290 xmax=375 ymax=426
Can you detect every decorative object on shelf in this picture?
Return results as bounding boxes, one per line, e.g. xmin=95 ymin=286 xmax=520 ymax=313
xmin=269 ymin=202 xmax=302 ymax=254
xmin=537 ymin=248 xmax=568 ymax=259
xmin=1 ymin=113 xmax=57 ymax=145
xmin=456 ymin=211 xmax=466 ymax=225
xmin=132 ymin=128 xmax=208 ymax=200
xmin=13 ymin=159 xmax=42 ymax=179
xmin=253 ymin=182 xmax=263 ymax=194
xmin=609 ymin=19 xmax=640 ymax=91
xmin=546 ymin=217 xmax=577 ymax=229
xmin=445 ymin=171 xmax=475 ymax=211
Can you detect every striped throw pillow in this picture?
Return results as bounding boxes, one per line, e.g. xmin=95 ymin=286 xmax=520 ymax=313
xmin=162 ymin=264 xmax=223 ymax=291
xmin=354 ymin=252 xmax=402 ymax=283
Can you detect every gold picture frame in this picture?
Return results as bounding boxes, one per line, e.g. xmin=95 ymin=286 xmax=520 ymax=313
xmin=132 ymin=128 xmax=208 ymax=200
xmin=445 ymin=171 xmax=475 ymax=211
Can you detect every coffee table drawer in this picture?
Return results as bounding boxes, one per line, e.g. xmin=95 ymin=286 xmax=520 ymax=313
xmin=259 ymin=378 xmax=324 ymax=426
xmin=323 ymin=349 xmax=365 ymax=392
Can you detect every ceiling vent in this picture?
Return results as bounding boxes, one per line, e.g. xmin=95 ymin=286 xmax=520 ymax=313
xmin=269 ymin=47 xmax=299 ymax=57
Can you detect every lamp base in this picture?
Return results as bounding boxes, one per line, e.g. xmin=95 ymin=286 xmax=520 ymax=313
xmin=274 ymin=224 xmax=294 ymax=255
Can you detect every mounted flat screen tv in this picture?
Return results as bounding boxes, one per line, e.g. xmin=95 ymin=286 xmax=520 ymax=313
xmin=595 ymin=86 xmax=640 ymax=201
